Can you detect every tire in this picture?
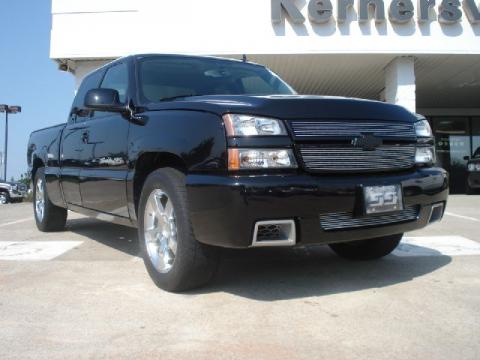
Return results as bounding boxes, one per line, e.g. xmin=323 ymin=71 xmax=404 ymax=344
xmin=329 ymin=233 xmax=403 ymax=260
xmin=138 ymin=168 xmax=219 ymax=292
xmin=0 ymin=191 xmax=9 ymax=205
xmin=466 ymin=184 xmax=478 ymax=195
xmin=33 ymin=168 xmax=67 ymax=232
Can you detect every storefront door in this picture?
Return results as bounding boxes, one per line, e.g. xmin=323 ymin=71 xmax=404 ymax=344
xmin=431 ymin=117 xmax=471 ymax=194
xmin=472 ymin=118 xmax=480 ymax=160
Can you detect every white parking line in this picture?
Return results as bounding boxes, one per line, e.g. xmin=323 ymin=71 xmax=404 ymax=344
xmin=0 ymin=217 xmax=34 ymax=228
xmin=444 ymin=212 xmax=479 ymax=222
xmin=394 ymin=236 xmax=480 ymax=257
xmin=0 ymin=241 xmax=83 ymax=261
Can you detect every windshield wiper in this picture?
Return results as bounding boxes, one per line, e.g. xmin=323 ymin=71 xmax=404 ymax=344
xmin=159 ymin=94 xmax=200 ymax=102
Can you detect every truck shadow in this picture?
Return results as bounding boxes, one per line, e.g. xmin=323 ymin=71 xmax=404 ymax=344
xmin=67 ymin=218 xmax=451 ymax=301
xmin=199 ymin=246 xmax=452 ymax=300
xmin=67 ymin=218 xmax=140 ymax=257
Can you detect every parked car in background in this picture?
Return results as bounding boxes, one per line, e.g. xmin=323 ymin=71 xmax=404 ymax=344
xmin=466 ymin=147 xmax=480 ymax=194
xmin=28 ymin=54 xmax=448 ymax=292
xmin=0 ymin=181 xmax=28 ymax=204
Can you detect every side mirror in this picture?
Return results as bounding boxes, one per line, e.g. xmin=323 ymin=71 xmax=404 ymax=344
xmin=84 ymin=88 xmax=127 ymax=113
xmin=464 ymin=156 xmax=470 ymax=161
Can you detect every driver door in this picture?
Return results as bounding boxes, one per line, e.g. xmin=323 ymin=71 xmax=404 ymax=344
xmin=60 ymin=70 xmax=104 ymax=206
xmin=78 ymin=62 xmax=131 ymax=217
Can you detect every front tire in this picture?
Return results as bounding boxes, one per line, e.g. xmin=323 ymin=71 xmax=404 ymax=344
xmin=466 ymin=184 xmax=478 ymax=195
xmin=33 ymin=168 xmax=67 ymax=232
xmin=329 ymin=233 xmax=403 ymax=260
xmin=0 ymin=192 xmax=9 ymax=205
xmin=138 ymin=168 xmax=219 ymax=292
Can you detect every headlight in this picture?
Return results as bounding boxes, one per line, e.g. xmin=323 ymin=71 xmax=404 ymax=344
xmin=468 ymin=163 xmax=480 ymax=172
xmin=414 ymin=119 xmax=433 ymax=138
xmin=228 ymin=149 xmax=297 ymax=170
xmin=415 ymin=146 xmax=435 ymax=164
xmin=223 ymin=114 xmax=287 ymax=137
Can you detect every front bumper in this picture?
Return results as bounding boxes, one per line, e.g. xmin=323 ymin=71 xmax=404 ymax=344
xmin=467 ymin=172 xmax=480 ymax=189
xmin=9 ymin=190 xmax=26 ymax=199
xmin=186 ymin=168 xmax=449 ymax=248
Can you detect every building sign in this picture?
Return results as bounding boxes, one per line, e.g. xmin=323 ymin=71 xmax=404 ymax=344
xmin=271 ymin=0 xmax=480 ymax=25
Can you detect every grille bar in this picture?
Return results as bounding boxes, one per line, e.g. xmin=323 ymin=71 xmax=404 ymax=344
xmin=320 ymin=206 xmax=419 ymax=231
xmin=289 ymin=120 xmax=416 ymax=139
xmin=299 ymin=145 xmax=416 ymax=172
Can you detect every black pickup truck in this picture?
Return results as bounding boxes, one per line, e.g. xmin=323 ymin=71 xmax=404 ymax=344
xmin=466 ymin=147 xmax=480 ymax=193
xmin=28 ymin=54 xmax=448 ymax=291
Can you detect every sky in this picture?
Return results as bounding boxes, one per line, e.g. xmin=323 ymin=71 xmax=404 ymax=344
xmin=0 ymin=0 xmax=74 ymax=181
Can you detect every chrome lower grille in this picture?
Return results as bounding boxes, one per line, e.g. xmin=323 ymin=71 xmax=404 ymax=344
xmin=320 ymin=206 xmax=419 ymax=231
xmin=289 ymin=120 xmax=416 ymax=140
xmin=299 ymin=145 xmax=416 ymax=172
xmin=256 ymin=224 xmax=282 ymax=241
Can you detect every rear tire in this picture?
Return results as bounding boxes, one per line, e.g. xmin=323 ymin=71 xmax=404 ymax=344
xmin=33 ymin=168 xmax=67 ymax=232
xmin=329 ymin=233 xmax=403 ymax=260
xmin=138 ymin=168 xmax=219 ymax=292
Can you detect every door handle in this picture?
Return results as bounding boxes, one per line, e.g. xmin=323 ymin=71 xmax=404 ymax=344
xmin=81 ymin=131 xmax=89 ymax=144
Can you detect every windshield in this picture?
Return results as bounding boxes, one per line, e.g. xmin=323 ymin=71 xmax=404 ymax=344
xmin=137 ymin=56 xmax=295 ymax=103
xmin=473 ymin=147 xmax=480 ymax=159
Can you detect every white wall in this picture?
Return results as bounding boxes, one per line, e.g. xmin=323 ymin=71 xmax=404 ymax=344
xmin=51 ymin=0 xmax=480 ymax=60
xmin=384 ymin=57 xmax=416 ymax=112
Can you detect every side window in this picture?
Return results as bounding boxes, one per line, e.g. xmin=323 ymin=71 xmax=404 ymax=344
xmin=70 ymin=70 xmax=103 ymax=123
xmin=101 ymin=63 xmax=129 ymax=103
xmin=90 ymin=63 xmax=129 ymax=120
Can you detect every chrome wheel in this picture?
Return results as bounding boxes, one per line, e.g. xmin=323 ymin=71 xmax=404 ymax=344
xmin=35 ymin=178 xmax=45 ymax=221
xmin=0 ymin=193 xmax=7 ymax=205
xmin=144 ymin=189 xmax=178 ymax=274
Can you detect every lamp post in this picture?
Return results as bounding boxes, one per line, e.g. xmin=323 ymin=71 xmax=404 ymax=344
xmin=0 ymin=105 xmax=22 ymax=181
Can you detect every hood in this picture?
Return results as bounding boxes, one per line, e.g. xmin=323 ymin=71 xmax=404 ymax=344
xmin=0 ymin=182 xmax=16 ymax=186
xmin=146 ymin=95 xmax=417 ymax=122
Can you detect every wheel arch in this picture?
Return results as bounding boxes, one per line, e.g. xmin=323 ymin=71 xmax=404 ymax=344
xmin=31 ymin=156 xmax=45 ymax=182
xmin=132 ymin=151 xmax=187 ymax=218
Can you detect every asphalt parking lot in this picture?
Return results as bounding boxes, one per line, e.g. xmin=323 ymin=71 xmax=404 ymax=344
xmin=1 ymin=196 xmax=479 ymax=359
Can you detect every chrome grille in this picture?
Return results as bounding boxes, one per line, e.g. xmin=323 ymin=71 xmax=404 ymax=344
xmin=18 ymin=184 xmax=27 ymax=192
xmin=320 ymin=206 xmax=419 ymax=231
xmin=299 ymin=145 xmax=416 ymax=172
xmin=289 ymin=120 xmax=416 ymax=139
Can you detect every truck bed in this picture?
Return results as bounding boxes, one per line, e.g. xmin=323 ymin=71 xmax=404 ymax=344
xmin=27 ymin=123 xmax=66 ymax=170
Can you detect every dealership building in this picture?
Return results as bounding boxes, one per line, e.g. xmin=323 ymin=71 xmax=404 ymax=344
xmin=50 ymin=0 xmax=480 ymax=192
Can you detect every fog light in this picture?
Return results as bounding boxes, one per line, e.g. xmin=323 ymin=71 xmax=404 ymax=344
xmin=228 ymin=149 xmax=297 ymax=170
xmin=429 ymin=203 xmax=444 ymax=223
xmin=415 ymin=146 xmax=435 ymax=164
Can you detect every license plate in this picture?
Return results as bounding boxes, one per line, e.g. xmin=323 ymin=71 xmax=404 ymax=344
xmin=363 ymin=185 xmax=403 ymax=215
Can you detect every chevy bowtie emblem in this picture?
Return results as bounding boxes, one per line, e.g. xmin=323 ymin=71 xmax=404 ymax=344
xmin=352 ymin=134 xmax=382 ymax=151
